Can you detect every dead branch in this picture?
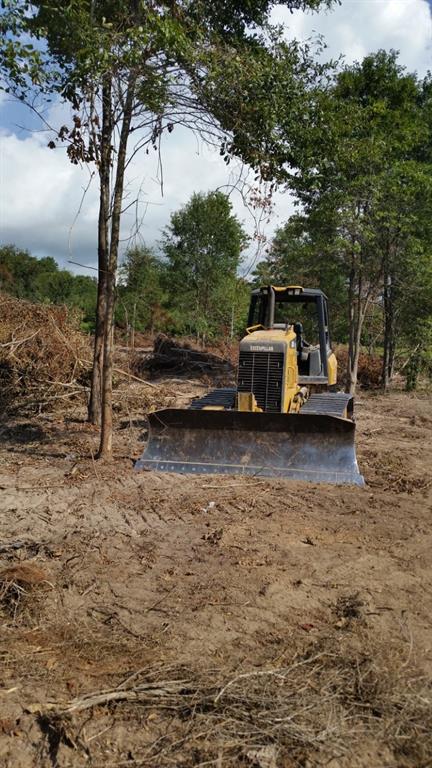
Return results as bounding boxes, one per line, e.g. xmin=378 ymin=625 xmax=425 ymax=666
xmin=24 ymin=638 xmax=432 ymax=767
xmin=113 ymin=366 xmax=158 ymax=388
xmin=29 ymin=679 xmax=190 ymax=715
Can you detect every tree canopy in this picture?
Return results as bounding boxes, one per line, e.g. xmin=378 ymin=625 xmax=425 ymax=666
xmin=116 ymin=245 xmax=166 ymax=337
xmin=257 ymin=51 xmax=432 ymax=391
xmin=162 ymin=191 xmax=250 ymax=341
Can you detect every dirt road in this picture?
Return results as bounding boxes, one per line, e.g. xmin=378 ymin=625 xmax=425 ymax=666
xmin=0 ymin=385 xmax=431 ymax=767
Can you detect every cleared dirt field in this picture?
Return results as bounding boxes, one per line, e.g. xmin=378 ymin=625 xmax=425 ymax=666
xmin=0 ymin=383 xmax=431 ymax=767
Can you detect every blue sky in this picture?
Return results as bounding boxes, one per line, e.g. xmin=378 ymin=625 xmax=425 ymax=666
xmin=1 ymin=0 xmax=431 ymax=275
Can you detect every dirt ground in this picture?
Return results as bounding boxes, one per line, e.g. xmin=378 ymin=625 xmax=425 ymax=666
xmin=0 ymin=380 xmax=431 ymax=768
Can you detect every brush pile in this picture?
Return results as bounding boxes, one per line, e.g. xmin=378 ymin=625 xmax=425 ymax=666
xmin=135 ymin=333 xmax=235 ymax=382
xmin=0 ymin=294 xmax=91 ymax=414
xmin=336 ymin=347 xmax=383 ymax=389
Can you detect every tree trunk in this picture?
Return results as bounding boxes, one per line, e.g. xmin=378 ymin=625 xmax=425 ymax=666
xmin=382 ymin=240 xmax=398 ymax=392
xmin=98 ymin=269 xmax=116 ymax=456
xmin=388 ymin=323 xmax=396 ymax=381
xmin=348 ymin=267 xmax=369 ymax=395
xmin=382 ymin=257 xmax=390 ymax=392
xmin=132 ymin=301 xmax=136 ymax=350
xmin=387 ymin=265 xmax=397 ymax=383
xmin=123 ymin=302 xmax=129 ymax=350
xmin=98 ymin=76 xmax=135 ymax=458
xmin=348 ymin=303 xmax=363 ymax=395
xmin=347 ymin=259 xmax=356 ymax=393
xmin=88 ymin=78 xmax=113 ymax=424
xmin=381 ymin=237 xmax=396 ymax=392
xmin=88 ymin=274 xmax=106 ymax=424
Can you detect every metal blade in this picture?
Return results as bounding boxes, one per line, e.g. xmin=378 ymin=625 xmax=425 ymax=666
xmin=135 ymin=409 xmax=364 ymax=486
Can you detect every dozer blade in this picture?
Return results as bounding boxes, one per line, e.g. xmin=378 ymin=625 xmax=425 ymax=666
xmin=135 ymin=409 xmax=364 ymax=486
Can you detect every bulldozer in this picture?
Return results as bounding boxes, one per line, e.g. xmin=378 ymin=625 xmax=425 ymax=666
xmin=136 ymin=285 xmax=364 ymax=485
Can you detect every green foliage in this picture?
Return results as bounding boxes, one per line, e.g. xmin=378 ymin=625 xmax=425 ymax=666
xmin=231 ymin=278 xmax=252 ymax=337
xmin=1 ymin=0 xmax=335 ymax=174
xmin=0 ymin=221 xmax=251 ymax=342
xmin=275 ymin=52 xmax=432 ymax=384
xmin=251 ymin=51 xmax=432 ymax=389
xmin=116 ymin=246 xmax=166 ymax=333
xmin=194 ymin=34 xmax=332 ymax=184
xmin=68 ymin=274 xmax=98 ymax=327
xmin=252 ymin=215 xmax=348 ymax=340
xmin=0 ymin=245 xmax=97 ymax=326
xmin=162 ymin=191 xmax=249 ymax=340
xmin=0 ymin=245 xmax=57 ymax=299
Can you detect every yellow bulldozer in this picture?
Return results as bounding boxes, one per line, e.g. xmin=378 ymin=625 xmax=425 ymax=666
xmin=136 ymin=285 xmax=364 ymax=485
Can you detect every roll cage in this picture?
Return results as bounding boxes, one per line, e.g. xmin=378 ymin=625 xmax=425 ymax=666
xmin=246 ymin=285 xmax=332 ymax=380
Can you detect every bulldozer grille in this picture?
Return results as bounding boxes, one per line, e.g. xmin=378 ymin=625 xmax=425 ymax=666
xmin=237 ymin=351 xmax=284 ymax=412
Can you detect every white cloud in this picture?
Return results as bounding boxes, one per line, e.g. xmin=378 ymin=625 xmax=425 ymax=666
xmin=1 ymin=0 xmax=431 ymax=274
xmin=0 ymin=125 xmax=283 ymax=273
xmin=272 ymin=0 xmax=432 ymax=75
xmin=0 ymin=130 xmax=98 ymax=271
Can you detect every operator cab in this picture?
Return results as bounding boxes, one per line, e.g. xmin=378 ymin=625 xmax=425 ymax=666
xmin=246 ymin=285 xmax=333 ymax=383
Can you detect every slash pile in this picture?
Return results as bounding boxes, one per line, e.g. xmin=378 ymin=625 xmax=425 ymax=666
xmin=0 ymin=295 xmax=90 ymax=413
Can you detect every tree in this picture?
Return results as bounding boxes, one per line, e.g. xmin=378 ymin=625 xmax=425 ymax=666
xmin=117 ymin=246 xmax=166 ymax=342
xmin=331 ymin=53 xmax=431 ymax=391
xmin=162 ymin=191 xmax=248 ymax=342
xmin=68 ymin=275 xmax=98 ymax=329
xmin=370 ymin=161 xmax=432 ymax=389
xmin=34 ymin=269 xmax=74 ymax=305
xmin=1 ymin=0 xmax=334 ymax=456
xmin=283 ymin=51 xmax=432 ymax=392
xmin=252 ymin=215 xmax=349 ymax=341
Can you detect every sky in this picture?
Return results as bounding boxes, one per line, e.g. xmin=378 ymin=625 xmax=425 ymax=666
xmin=0 ymin=0 xmax=431 ymax=276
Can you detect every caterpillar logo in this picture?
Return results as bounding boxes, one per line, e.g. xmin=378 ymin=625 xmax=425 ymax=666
xmin=250 ymin=345 xmax=274 ymax=352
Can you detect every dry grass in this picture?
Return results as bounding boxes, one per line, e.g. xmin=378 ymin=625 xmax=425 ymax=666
xmin=0 ymin=296 xmax=179 ymax=418
xmin=32 ymin=632 xmax=432 ymax=767
xmin=0 ymin=562 xmax=50 ymax=621
xmin=335 ymin=593 xmax=364 ymax=620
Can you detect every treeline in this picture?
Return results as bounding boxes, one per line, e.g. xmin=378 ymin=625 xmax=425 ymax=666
xmin=0 ymin=191 xmax=251 ymax=341
xmin=0 ymin=245 xmax=98 ymax=330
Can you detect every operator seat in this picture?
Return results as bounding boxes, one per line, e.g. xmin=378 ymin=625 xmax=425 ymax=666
xmin=294 ymin=322 xmax=322 ymax=376
xmin=293 ymin=322 xmax=308 ymax=353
